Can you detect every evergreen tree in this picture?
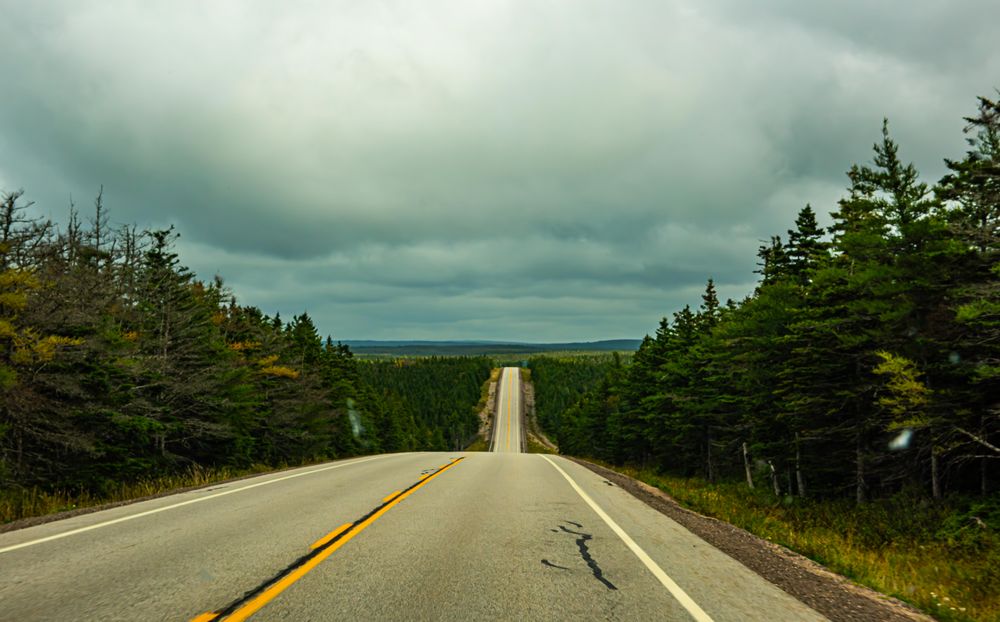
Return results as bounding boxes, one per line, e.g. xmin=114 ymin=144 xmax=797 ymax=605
xmin=785 ymin=205 xmax=828 ymax=282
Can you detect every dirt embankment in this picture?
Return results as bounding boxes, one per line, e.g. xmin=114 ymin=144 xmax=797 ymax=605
xmin=520 ymin=370 xmax=558 ymax=452
xmin=477 ymin=368 xmax=500 ymax=446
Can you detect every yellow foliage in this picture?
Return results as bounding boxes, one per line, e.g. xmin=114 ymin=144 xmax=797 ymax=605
xmin=0 ymin=291 xmax=28 ymax=311
xmin=257 ymin=354 xmax=280 ymax=367
xmin=32 ymin=336 xmax=84 ymax=362
xmin=122 ymin=331 xmax=139 ymax=342
xmin=211 ymin=312 xmax=225 ymax=326
xmin=0 ymin=319 xmax=14 ymax=338
xmin=0 ymin=268 xmax=39 ymax=289
xmin=10 ymin=347 xmax=33 ymax=365
xmin=259 ymin=365 xmax=300 ymax=379
xmin=874 ymin=351 xmax=930 ymax=423
xmin=229 ymin=341 xmax=261 ymax=352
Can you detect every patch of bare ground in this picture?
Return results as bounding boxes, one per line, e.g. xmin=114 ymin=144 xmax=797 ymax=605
xmin=520 ymin=372 xmax=558 ymax=452
xmin=475 ymin=368 xmax=500 ymax=448
xmin=568 ymin=457 xmax=934 ymax=622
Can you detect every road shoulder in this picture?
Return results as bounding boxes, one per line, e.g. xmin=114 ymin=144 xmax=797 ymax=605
xmin=568 ymin=457 xmax=934 ymax=622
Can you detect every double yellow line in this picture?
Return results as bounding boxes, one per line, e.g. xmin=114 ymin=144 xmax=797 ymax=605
xmin=193 ymin=457 xmax=465 ymax=621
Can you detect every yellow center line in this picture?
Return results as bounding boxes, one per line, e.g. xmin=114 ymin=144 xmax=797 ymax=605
xmin=381 ymin=490 xmax=401 ymax=503
xmin=309 ymin=523 xmax=353 ymax=551
xmin=193 ymin=458 xmax=465 ymax=622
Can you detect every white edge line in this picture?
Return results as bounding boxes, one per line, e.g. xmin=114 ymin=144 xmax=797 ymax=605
xmin=0 ymin=454 xmax=388 ymax=554
xmin=539 ymin=455 xmax=714 ymax=622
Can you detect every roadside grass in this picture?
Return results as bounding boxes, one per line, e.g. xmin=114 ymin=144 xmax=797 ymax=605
xmin=464 ymin=367 xmax=502 ymax=453
xmin=465 ymin=437 xmax=489 ymax=452
xmin=526 ymin=437 xmax=557 ymax=454
xmin=476 ymin=367 xmax=501 ymax=411
xmin=1 ymin=462 xmax=294 ymax=525
xmin=604 ymin=464 xmax=998 ymax=622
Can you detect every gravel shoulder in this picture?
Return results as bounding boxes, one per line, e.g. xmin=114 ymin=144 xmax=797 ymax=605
xmin=568 ymin=457 xmax=935 ymax=622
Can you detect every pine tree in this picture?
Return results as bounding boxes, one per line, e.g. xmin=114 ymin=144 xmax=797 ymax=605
xmin=785 ymin=205 xmax=828 ymax=282
xmin=755 ymin=236 xmax=790 ymax=286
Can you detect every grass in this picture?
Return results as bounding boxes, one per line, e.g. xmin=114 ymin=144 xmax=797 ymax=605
xmin=465 ymin=437 xmax=489 ymax=451
xmin=526 ymin=437 xmax=557 ymax=454
xmin=602 ymin=464 xmax=999 ymax=622
xmin=479 ymin=367 xmax=502 ymax=407
xmin=462 ymin=367 xmax=502 ymax=452
xmin=1 ymin=462 xmax=301 ymax=525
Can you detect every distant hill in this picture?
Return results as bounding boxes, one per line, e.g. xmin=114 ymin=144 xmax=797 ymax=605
xmin=342 ymin=339 xmax=642 ymax=356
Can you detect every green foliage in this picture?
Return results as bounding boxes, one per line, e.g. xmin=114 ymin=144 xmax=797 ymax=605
xmin=0 ymin=191 xmax=488 ymax=514
xmin=536 ymin=96 xmax=1000 ymax=508
xmin=357 ymin=357 xmax=492 ymax=452
xmin=526 ymin=354 xmax=619 ymax=445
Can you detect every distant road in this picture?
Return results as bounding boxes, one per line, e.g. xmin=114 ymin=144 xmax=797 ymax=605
xmin=0 ymin=385 xmax=825 ymax=620
xmin=491 ymin=366 xmax=524 ymax=453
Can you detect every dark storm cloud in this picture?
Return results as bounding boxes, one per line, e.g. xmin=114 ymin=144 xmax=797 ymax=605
xmin=1 ymin=1 xmax=996 ymax=340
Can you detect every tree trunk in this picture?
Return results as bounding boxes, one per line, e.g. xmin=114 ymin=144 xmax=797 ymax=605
xmin=706 ymin=427 xmax=714 ymax=483
xmin=742 ymin=442 xmax=754 ymax=489
xmin=768 ymin=460 xmax=780 ymax=496
xmin=855 ymin=434 xmax=866 ymax=504
xmin=795 ymin=432 xmax=806 ymax=497
xmin=982 ymin=456 xmax=989 ymax=496
xmin=931 ymin=447 xmax=941 ymax=500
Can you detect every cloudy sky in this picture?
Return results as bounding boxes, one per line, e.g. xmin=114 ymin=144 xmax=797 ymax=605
xmin=1 ymin=1 xmax=997 ymax=341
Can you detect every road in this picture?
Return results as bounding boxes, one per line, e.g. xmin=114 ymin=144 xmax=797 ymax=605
xmin=0 ymin=371 xmax=826 ymax=621
xmin=491 ymin=366 xmax=524 ymax=453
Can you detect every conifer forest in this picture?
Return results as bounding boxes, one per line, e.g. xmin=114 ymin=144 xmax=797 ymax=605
xmin=536 ymin=95 xmax=999 ymax=505
xmin=0 ymin=193 xmax=490 ymax=495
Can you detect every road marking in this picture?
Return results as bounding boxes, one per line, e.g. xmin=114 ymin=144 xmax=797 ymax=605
xmin=505 ymin=370 xmax=512 ymax=450
xmin=200 ymin=457 xmax=465 ymax=622
xmin=539 ymin=455 xmax=714 ymax=622
xmin=309 ymin=523 xmax=353 ymax=551
xmin=0 ymin=455 xmax=388 ymax=554
xmin=382 ymin=490 xmax=401 ymax=503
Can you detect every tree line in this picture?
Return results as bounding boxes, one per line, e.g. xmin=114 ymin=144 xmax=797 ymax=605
xmin=358 ymin=357 xmax=493 ymax=452
xmin=0 ymin=192 xmax=489 ymax=495
xmin=537 ymin=94 xmax=999 ymax=502
xmin=527 ymin=355 xmax=621 ymax=437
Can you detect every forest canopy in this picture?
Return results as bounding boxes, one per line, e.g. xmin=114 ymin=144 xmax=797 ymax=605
xmin=536 ymin=94 xmax=1000 ymax=502
xmin=0 ymin=194 xmax=489 ymax=495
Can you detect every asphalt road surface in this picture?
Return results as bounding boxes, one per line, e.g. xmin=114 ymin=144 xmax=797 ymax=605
xmin=491 ymin=366 xmax=524 ymax=453
xmin=0 ymin=378 xmax=827 ymax=621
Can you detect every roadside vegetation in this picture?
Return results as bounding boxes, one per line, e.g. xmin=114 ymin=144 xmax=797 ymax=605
xmin=464 ymin=367 xmax=502 ymax=451
xmin=1 ymin=462 xmax=282 ymax=525
xmin=531 ymin=94 xmax=1000 ymax=621
xmin=0 ymin=190 xmax=490 ymax=523
xmin=611 ymin=465 xmax=998 ymax=622
xmin=527 ymin=354 xmax=622 ymax=437
xmin=526 ymin=438 xmax=557 ymax=454
xmin=356 ymin=357 xmax=492 ymax=452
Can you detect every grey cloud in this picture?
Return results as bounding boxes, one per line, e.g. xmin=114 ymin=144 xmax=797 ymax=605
xmin=1 ymin=0 xmax=996 ymax=339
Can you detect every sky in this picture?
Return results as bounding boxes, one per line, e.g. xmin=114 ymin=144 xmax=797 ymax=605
xmin=1 ymin=1 xmax=998 ymax=342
